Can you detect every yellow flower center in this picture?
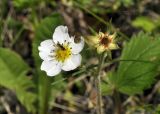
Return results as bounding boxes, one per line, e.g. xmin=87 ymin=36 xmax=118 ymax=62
xmin=55 ymin=43 xmax=71 ymax=62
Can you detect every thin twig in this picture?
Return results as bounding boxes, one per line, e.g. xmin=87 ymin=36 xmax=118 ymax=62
xmin=52 ymin=102 xmax=89 ymax=114
xmin=68 ymin=75 xmax=87 ymax=87
xmin=0 ymin=97 xmax=14 ymax=114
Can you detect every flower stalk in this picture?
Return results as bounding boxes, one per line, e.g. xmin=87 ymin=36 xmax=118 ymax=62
xmin=95 ymin=53 xmax=105 ymax=114
xmin=113 ymin=90 xmax=121 ymax=114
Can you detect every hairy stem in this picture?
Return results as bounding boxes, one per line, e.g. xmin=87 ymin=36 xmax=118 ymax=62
xmin=96 ymin=74 xmax=103 ymax=114
xmin=95 ymin=53 xmax=105 ymax=114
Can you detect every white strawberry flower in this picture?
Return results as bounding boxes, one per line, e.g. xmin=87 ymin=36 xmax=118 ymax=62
xmin=38 ymin=25 xmax=84 ymax=76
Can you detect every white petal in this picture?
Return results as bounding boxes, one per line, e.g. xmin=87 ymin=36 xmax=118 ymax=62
xmin=70 ymin=36 xmax=84 ymax=54
xmin=39 ymin=52 xmax=54 ymax=61
xmin=62 ymin=54 xmax=82 ymax=71
xmin=38 ymin=39 xmax=54 ymax=53
xmin=41 ymin=60 xmax=61 ymax=76
xmin=52 ymin=25 xmax=70 ymax=44
xmin=38 ymin=39 xmax=55 ymax=61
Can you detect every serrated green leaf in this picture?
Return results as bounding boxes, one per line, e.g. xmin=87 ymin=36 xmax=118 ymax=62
xmin=0 ymin=48 xmax=36 ymax=113
xmin=113 ymin=32 xmax=160 ymax=95
xmin=101 ymin=72 xmax=116 ymax=95
xmin=101 ymin=83 xmax=113 ymax=95
xmin=32 ymin=13 xmax=64 ymax=114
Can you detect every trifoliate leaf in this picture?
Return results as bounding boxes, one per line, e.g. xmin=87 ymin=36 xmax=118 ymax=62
xmin=113 ymin=32 xmax=160 ymax=95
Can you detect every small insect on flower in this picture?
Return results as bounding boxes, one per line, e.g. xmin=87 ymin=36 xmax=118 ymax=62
xmin=87 ymin=32 xmax=119 ymax=54
xmin=38 ymin=25 xmax=84 ymax=76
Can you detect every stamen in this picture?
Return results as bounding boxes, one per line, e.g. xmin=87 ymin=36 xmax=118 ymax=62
xmin=55 ymin=42 xmax=71 ymax=62
xmin=50 ymin=50 xmax=54 ymax=53
xmin=49 ymin=55 xmax=54 ymax=57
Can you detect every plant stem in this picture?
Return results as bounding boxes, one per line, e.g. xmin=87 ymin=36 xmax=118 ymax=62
xmin=96 ymin=74 xmax=103 ymax=114
xmin=95 ymin=53 xmax=105 ymax=114
xmin=113 ymin=90 xmax=121 ymax=114
xmin=40 ymin=76 xmax=51 ymax=114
